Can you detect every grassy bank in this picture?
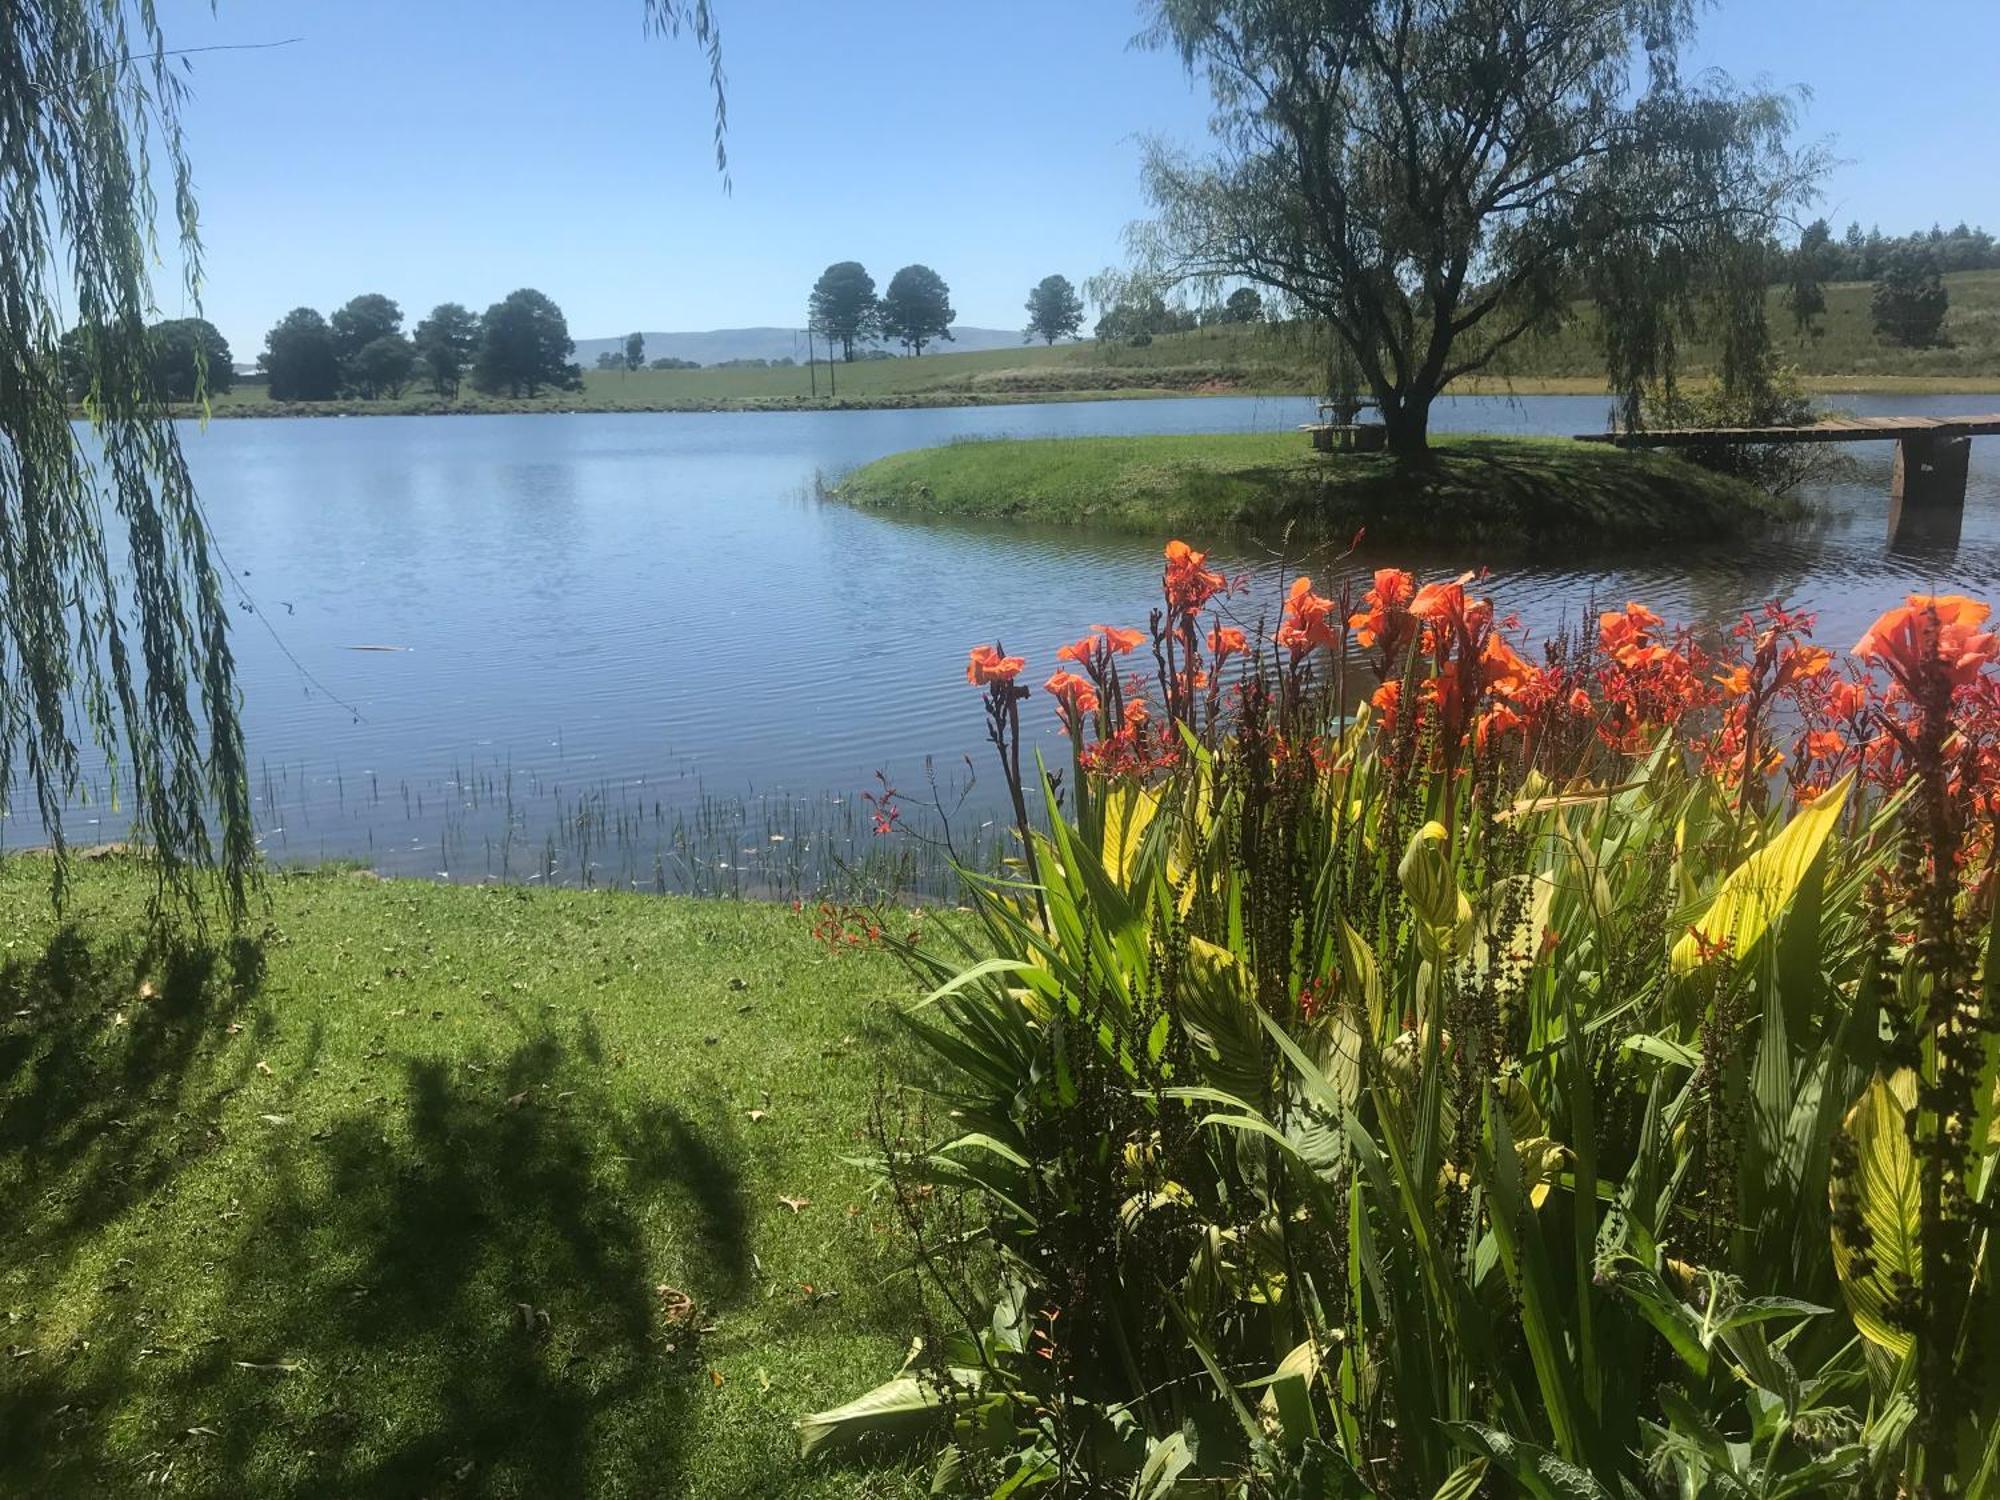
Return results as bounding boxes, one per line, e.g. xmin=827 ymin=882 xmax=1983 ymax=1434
xmin=0 ymin=857 xmax=928 ymax=1499
xmin=834 ymin=431 xmax=1794 ymax=549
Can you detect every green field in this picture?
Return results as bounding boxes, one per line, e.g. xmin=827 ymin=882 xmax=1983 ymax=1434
xmin=0 ymin=857 xmax=931 ymax=1499
xmin=193 ymin=271 xmax=2000 ymax=420
xmin=835 ymin=431 xmax=1790 ymax=549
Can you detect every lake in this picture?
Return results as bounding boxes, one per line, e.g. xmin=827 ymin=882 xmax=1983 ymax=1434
xmin=14 ymin=392 xmax=2000 ymax=894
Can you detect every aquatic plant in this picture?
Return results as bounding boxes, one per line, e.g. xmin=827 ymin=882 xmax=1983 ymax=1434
xmin=806 ymin=542 xmax=2000 ymax=1496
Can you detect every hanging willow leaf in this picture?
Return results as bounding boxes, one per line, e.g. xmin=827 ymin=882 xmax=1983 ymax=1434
xmin=1830 ymin=1069 xmax=1920 ymax=1358
xmin=1670 ymin=773 xmax=1852 ymax=975
xmin=2 ymin=2 xmax=256 ymax=915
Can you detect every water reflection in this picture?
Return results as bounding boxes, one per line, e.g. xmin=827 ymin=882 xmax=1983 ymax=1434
xmin=10 ymin=391 xmax=2000 ymax=893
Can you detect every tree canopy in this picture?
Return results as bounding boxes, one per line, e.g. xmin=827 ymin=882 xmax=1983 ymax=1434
xmin=1871 ymin=249 xmax=1950 ymax=349
xmin=878 ymin=264 xmax=955 ymax=356
xmin=349 ymin=334 xmax=417 ymax=399
xmin=624 ymin=332 xmax=646 ymax=371
xmin=413 ymin=302 xmax=481 ymax=398
xmin=1222 ymin=287 xmax=1262 ymax=324
xmin=1023 ymin=274 xmax=1085 ymax=345
xmin=1136 ymin=0 xmax=1823 ymax=453
xmin=473 ymin=289 xmax=581 ymax=397
xmin=808 ymin=262 xmax=878 ymax=361
xmin=262 ymin=308 xmax=342 ymax=402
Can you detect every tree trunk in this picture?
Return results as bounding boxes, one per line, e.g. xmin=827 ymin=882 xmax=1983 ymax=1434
xmin=1379 ymin=386 xmax=1434 ymax=459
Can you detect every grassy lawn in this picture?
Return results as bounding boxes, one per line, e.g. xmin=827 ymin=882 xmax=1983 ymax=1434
xmin=834 ymin=431 xmax=1791 ymax=549
xmin=0 ymin=856 xmax=932 ymax=1499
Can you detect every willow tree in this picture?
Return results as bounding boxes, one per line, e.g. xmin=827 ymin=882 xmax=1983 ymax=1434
xmin=1135 ymin=0 xmax=1824 ymax=457
xmin=3 ymin=0 xmax=721 ymax=915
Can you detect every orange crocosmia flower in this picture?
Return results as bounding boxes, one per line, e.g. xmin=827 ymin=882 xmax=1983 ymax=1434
xmin=1804 ymin=728 xmax=1847 ymax=760
xmin=1854 ymin=594 xmax=1999 ymax=688
xmin=1093 ymin=624 xmax=1146 ymax=655
xmin=966 ymin=644 xmax=1025 ymax=686
xmin=1208 ymin=624 xmax=1248 ymax=661
xmin=1055 ymin=634 xmax=1099 ymax=665
xmin=1043 ymin=669 xmax=1099 ymax=715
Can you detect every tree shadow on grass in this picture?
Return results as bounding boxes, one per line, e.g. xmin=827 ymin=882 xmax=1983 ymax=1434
xmin=0 ymin=925 xmax=266 ymax=1284
xmin=138 ymin=1032 xmax=749 ymax=1496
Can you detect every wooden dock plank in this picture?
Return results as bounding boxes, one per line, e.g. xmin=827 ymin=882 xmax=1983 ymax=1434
xmin=1576 ymin=413 xmax=2000 ymax=447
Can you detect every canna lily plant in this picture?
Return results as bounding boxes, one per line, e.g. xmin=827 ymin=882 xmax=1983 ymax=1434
xmin=805 ymin=544 xmax=2000 ymax=1499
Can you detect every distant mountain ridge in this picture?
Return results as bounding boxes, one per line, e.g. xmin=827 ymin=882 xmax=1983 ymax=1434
xmin=571 ymin=325 xmax=1025 ymax=367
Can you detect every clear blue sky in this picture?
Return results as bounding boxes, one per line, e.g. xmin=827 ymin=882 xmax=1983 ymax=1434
xmin=151 ymin=0 xmax=2000 ymax=354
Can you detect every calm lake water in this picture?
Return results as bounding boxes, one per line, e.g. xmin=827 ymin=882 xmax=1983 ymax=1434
xmin=15 ymin=392 xmax=2000 ymax=894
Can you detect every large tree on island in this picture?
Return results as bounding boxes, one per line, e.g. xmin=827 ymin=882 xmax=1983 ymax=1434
xmin=2 ymin=0 xmax=723 ymax=915
xmin=1136 ymin=0 xmax=1824 ymax=456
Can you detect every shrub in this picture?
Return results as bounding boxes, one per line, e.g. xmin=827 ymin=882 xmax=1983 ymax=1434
xmin=807 ymin=545 xmax=2000 ymax=1496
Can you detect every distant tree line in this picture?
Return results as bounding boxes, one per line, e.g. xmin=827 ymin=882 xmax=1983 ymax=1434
xmin=58 ymin=317 xmax=235 ymax=402
xmin=258 ymin=289 xmax=582 ymax=402
xmin=1800 ymin=219 xmax=2000 ymax=282
xmin=806 ymin=262 xmax=956 ymax=359
xmin=1088 ymin=278 xmax=1263 ymax=347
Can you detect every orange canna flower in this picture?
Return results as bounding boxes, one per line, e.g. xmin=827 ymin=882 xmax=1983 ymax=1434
xmin=1055 ymin=633 xmax=1099 ymax=665
xmin=966 ymin=644 xmax=1026 ymax=686
xmin=1163 ymin=539 xmax=1227 ymax=617
xmin=1277 ymin=576 xmax=1337 ymax=657
xmin=1093 ymin=624 xmax=1146 ymax=655
xmin=1854 ymin=594 xmax=1998 ymax=690
xmin=1208 ymin=624 xmax=1248 ymax=662
xmin=1043 ymin=669 xmax=1099 ymax=716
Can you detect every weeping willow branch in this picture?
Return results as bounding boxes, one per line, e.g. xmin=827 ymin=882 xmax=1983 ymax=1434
xmin=2 ymin=0 xmax=253 ymax=919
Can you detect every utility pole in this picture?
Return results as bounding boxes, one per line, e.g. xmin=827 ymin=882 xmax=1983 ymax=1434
xmin=807 ymin=325 xmax=817 ymax=398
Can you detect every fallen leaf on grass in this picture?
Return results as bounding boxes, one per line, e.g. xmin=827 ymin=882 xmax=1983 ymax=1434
xmin=745 ymin=1109 xmax=767 ymax=1124
xmin=708 ymin=1369 xmax=724 ymax=1389
xmin=258 ymin=1114 xmax=292 ymax=1127
xmin=232 ymin=1359 xmax=300 ymax=1374
xmin=777 ymin=1195 xmax=811 ymax=1214
xmin=505 ymin=1091 xmax=530 ymax=1110
xmin=255 ymin=1060 xmax=273 ymax=1076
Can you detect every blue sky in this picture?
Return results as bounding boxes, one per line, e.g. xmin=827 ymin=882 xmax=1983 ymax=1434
xmin=152 ymin=0 xmax=2000 ymax=354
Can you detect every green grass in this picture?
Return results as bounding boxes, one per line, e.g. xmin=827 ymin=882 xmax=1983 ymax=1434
xmin=0 ymin=856 xmax=933 ymax=1499
xmin=834 ymin=431 xmax=1793 ymax=549
xmin=190 ymin=271 xmax=2000 ymax=421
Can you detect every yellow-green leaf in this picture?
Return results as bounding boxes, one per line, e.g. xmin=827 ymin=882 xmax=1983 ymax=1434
xmin=1102 ymin=782 xmax=1159 ymax=888
xmin=1670 ymin=773 xmax=1851 ymax=976
xmin=1398 ymin=821 xmax=1473 ymax=960
xmin=1830 ymin=1069 xmax=1920 ymax=1358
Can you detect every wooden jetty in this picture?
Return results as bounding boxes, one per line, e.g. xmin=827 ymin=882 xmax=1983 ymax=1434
xmin=1577 ymin=413 xmax=2000 ymax=548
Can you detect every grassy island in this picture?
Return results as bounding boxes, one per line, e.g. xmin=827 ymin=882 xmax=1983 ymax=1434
xmin=0 ymin=856 xmax=927 ymax=1500
xmin=833 ymin=431 xmax=1795 ymax=549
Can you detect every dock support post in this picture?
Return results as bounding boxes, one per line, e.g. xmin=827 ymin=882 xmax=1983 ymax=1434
xmin=1888 ymin=434 xmax=1969 ymax=550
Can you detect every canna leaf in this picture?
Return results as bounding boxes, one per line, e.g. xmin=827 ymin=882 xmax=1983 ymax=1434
xmin=1101 ymin=781 xmax=1159 ymax=889
xmin=1670 ymin=773 xmax=1851 ymax=976
xmin=798 ymin=1373 xmax=962 ymax=1458
xmin=1398 ymin=820 xmax=1474 ymax=961
xmin=1829 ymin=1069 xmax=1920 ymax=1358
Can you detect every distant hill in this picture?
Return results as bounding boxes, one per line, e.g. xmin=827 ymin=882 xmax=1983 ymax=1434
xmin=570 ymin=325 xmax=1027 ymax=367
